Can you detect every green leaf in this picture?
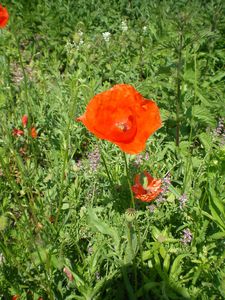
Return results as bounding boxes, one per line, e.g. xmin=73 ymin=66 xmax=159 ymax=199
xmin=192 ymin=105 xmax=215 ymax=126
xmin=87 ymin=208 xmax=120 ymax=251
xmin=208 ymin=232 xmax=225 ymax=240
xmin=198 ymin=132 xmax=212 ymax=151
xmin=170 ymin=254 xmax=190 ymax=279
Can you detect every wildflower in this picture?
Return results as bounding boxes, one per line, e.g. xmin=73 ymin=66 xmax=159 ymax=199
xmin=12 ymin=296 xmax=20 ymax=300
xmin=146 ymin=204 xmax=156 ymax=213
xmin=12 ymin=129 xmax=24 ymax=136
xmin=156 ymin=194 xmax=166 ymax=204
xmin=102 ymin=31 xmax=111 ymax=42
xmin=63 ymin=267 xmax=74 ymax=281
xmin=22 ymin=114 xmax=28 ymax=127
xmin=215 ymin=118 xmax=224 ymax=136
xmin=121 ymin=20 xmax=128 ymax=32
xmin=30 ymin=127 xmax=37 ymax=138
xmin=133 ymin=152 xmax=149 ymax=166
xmin=87 ymin=246 xmax=93 ymax=254
xmin=0 ymin=252 xmax=4 ymax=264
xmin=161 ymin=172 xmax=171 ymax=193
xmin=143 ymin=26 xmax=147 ymax=33
xmin=154 ymin=172 xmax=171 ymax=204
xmin=95 ymin=272 xmax=100 ymax=280
xmin=77 ymin=84 xmax=161 ymax=154
xmin=181 ymin=228 xmax=192 ymax=244
xmin=78 ymin=30 xmax=83 ymax=37
xmin=88 ymin=148 xmax=100 ymax=171
xmin=0 ymin=4 xmax=9 ymax=28
xmin=75 ymin=159 xmax=83 ymax=170
xmin=179 ymin=193 xmax=187 ymax=209
xmin=132 ymin=171 xmax=162 ymax=202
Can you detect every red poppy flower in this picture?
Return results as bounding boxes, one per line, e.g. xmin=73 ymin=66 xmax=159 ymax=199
xmin=77 ymin=84 xmax=161 ymax=154
xmin=30 ymin=127 xmax=37 ymax=138
xmin=12 ymin=296 xmax=20 ymax=300
xmin=0 ymin=4 xmax=9 ymax=28
xmin=132 ymin=171 xmax=162 ymax=202
xmin=12 ymin=128 xmax=24 ymax=136
xmin=22 ymin=114 xmax=28 ymax=127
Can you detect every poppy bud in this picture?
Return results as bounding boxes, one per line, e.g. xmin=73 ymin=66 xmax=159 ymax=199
xmin=125 ymin=208 xmax=136 ymax=223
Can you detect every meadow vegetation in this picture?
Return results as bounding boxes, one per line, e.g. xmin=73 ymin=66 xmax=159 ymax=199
xmin=0 ymin=0 xmax=225 ymax=299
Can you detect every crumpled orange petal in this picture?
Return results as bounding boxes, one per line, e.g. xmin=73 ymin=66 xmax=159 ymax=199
xmin=132 ymin=171 xmax=162 ymax=202
xmin=77 ymin=84 xmax=161 ymax=154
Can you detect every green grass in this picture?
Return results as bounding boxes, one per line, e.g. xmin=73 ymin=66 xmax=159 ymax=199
xmin=0 ymin=0 xmax=225 ymax=299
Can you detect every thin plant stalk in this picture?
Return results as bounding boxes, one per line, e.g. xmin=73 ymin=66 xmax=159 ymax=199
xmin=183 ymin=54 xmax=197 ymax=191
xmin=176 ymin=30 xmax=183 ymax=147
xmin=123 ymin=152 xmax=135 ymax=208
xmin=98 ymin=144 xmax=115 ymax=189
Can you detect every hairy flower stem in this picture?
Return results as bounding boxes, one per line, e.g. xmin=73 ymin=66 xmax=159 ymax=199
xmin=123 ymin=153 xmax=135 ymax=208
xmin=176 ymin=31 xmax=183 ymax=147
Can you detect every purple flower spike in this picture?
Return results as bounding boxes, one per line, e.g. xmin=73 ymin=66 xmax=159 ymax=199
xmin=181 ymin=228 xmax=192 ymax=244
xmin=179 ymin=193 xmax=188 ymax=209
xmin=88 ymin=148 xmax=100 ymax=171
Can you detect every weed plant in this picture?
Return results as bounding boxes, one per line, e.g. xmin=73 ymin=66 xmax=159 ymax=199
xmin=0 ymin=0 xmax=224 ymax=299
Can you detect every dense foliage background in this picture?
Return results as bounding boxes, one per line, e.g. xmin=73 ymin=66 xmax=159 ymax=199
xmin=0 ymin=0 xmax=224 ymax=299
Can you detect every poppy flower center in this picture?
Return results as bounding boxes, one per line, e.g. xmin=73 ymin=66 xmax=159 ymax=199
xmin=115 ymin=121 xmax=130 ymax=132
xmin=108 ymin=115 xmax=137 ymax=143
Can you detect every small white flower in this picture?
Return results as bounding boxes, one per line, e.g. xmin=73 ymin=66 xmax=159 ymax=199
xmin=102 ymin=31 xmax=111 ymax=42
xmin=121 ymin=20 xmax=128 ymax=32
xmin=143 ymin=26 xmax=147 ymax=33
xmin=79 ymin=39 xmax=84 ymax=46
xmin=78 ymin=30 xmax=84 ymax=37
xmin=0 ymin=253 xmax=4 ymax=265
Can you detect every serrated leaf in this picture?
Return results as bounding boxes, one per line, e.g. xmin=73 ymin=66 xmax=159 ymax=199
xmin=170 ymin=254 xmax=190 ymax=278
xmin=198 ymin=132 xmax=212 ymax=151
xmin=209 ymin=232 xmax=225 ymax=240
xmin=192 ymin=105 xmax=215 ymax=126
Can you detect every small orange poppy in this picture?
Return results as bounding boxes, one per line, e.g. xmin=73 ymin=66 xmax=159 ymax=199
xmin=77 ymin=84 xmax=161 ymax=154
xmin=0 ymin=4 xmax=9 ymax=28
xmin=12 ymin=296 xmax=20 ymax=300
xmin=132 ymin=171 xmax=162 ymax=202
xmin=30 ymin=127 xmax=37 ymax=138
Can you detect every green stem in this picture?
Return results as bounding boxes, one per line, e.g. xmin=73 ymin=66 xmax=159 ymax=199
xmin=176 ymin=31 xmax=183 ymax=147
xmin=98 ymin=145 xmax=114 ymax=189
xmin=123 ymin=152 xmax=135 ymax=208
xmin=183 ymin=54 xmax=197 ymax=191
